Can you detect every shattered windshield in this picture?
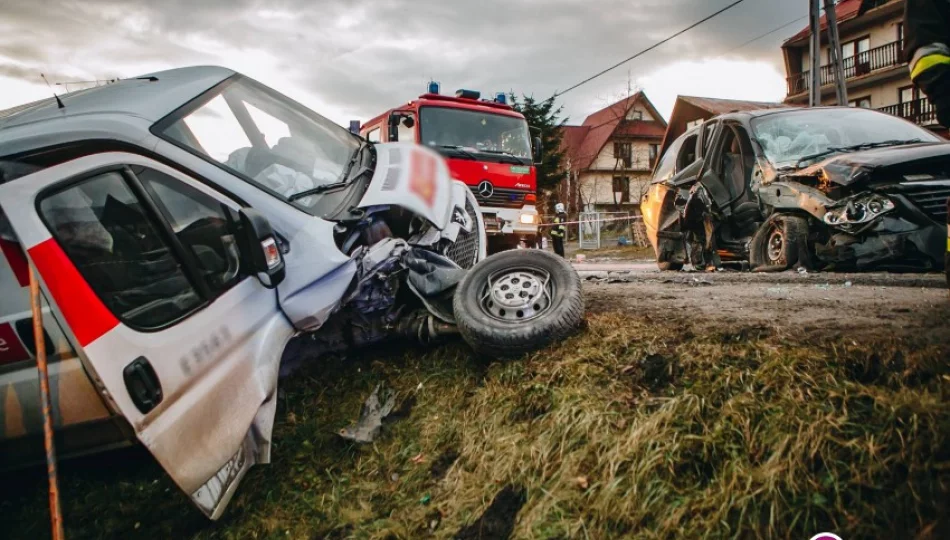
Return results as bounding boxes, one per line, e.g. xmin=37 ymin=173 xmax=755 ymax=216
xmin=420 ymin=106 xmax=532 ymax=163
xmin=751 ymin=108 xmax=940 ymax=169
xmin=159 ymin=76 xmax=360 ymax=210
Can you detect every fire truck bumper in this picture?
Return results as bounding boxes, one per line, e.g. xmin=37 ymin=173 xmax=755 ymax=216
xmin=480 ymin=205 xmax=538 ymax=237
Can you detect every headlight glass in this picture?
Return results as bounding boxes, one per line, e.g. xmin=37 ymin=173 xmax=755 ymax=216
xmin=520 ymin=214 xmax=537 ymax=224
xmin=823 ymin=194 xmax=895 ymax=228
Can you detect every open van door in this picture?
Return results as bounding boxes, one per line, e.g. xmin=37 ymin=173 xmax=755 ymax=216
xmin=0 ymin=152 xmax=295 ymax=519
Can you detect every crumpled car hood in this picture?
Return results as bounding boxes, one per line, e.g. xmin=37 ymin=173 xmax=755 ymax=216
xmin=788 ymin=143 xmax=950 ymax=187
xmin=358 ymin=143 xmax=454 ymax=229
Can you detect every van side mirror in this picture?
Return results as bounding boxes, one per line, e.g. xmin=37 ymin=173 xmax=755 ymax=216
xmin=239 ymin=209 xmax=285 ymax=289
xmin=532 ymin=136 xmax=543 ymax=165
xmin=388 ymin=114 xmax=401 ymax=142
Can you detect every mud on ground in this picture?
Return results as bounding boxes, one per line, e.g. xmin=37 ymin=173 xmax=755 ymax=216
xmin=584 ymin=272 xmax=950 ymax=343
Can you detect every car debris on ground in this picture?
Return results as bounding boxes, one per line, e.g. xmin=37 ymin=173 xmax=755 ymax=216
xmin=338 ymin=384 xmax=398 ymax=444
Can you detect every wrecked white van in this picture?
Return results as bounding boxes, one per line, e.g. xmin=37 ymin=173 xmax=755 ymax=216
xmin=0 ymin=66 xmax=584 ymax=518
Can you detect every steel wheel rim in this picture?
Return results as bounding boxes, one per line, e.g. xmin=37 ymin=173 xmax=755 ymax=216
xmin=478 ymin=266 xmax=555 ymax=322
xmin=766 ymin=226 xmax=786 ymax=264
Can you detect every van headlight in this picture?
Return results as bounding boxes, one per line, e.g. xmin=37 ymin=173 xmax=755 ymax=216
xmin=520 ymin=214 xmax=537 ymax=224
xmin=823 ymin=194 xmax=895 ymax=228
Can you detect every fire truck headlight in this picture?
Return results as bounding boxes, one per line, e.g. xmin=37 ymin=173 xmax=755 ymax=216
xmin=520 ymin=214 xmax=536 ymax=224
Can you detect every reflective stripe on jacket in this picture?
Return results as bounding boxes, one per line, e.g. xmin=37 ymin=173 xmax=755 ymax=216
xmin=905 ymin=0 xmax=950 ymax=81
xmin=550 ymin=213 xmax=567 ymax=238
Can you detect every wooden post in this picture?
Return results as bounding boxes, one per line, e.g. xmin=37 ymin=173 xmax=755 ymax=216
xmin=29 ymin=266 xmax=65 ymax=540
xmin=808 ymin=0 xmax=822 ymax=107
xmin=824 ymin=0 xmax=849 ymax=106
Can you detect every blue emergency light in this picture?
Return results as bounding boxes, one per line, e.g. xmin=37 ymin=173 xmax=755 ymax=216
xmin=495 ymin=92 xmax=506 ymax=105
xmin=456 ymin=89 xmax=480 ymax=100
xmin=428 ymin=81 xmax=440 ymax=94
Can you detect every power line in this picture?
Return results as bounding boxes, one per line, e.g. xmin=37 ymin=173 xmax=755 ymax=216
xmin=553 ymin=0 xmax=750 ymax=98
xmin=567 ymin=11 xmax=809 ymax=130
xmin=720 ymin=14 xmax=808 ymax=56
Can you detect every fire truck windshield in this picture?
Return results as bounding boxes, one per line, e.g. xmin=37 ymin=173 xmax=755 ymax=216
xmin=420 ymin=107 xmax=532 ymax=164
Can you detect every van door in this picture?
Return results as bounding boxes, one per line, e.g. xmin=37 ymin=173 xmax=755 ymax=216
xmin=0 ymin=152 xmax=295 ymax=519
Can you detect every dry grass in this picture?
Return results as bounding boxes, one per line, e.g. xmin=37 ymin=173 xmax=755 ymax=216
xmin=3 ymin=312 xmax=949 ymax=539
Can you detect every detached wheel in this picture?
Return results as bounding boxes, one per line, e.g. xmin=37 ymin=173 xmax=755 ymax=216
xmin=750 ymin=214 xmax=808 ymax=271
xmin=453 ymin=249 xmax=584 ymax=358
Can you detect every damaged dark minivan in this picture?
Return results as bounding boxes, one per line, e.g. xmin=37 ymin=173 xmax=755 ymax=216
xmin=642 ymin=107 xmax=950 ymax=272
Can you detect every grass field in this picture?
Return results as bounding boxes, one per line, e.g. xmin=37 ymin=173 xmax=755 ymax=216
xmin=4 ymin=307 xmax=949 ymax=539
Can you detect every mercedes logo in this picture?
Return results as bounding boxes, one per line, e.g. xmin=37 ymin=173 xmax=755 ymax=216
xmin=477 ymin=180 xmax=494 ymax=199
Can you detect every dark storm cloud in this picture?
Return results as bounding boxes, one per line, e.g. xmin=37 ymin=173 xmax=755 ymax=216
xmin=0 ymin=0 xmax=804 ymax=122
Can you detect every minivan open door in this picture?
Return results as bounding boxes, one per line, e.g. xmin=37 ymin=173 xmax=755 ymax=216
xmin=0 ymin=153 xmax=296 ymax=519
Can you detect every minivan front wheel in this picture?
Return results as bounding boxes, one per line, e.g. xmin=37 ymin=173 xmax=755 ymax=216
xmin=750 ymin=214 xmax=809 ymax=271
xmin=453 ymin=250 xmax=584 ymax=358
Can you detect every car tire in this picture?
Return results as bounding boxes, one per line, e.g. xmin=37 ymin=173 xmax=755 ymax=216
xmin=750 ymin=214 xmax=809 ymax=272
xmin=453 ymin=249 xmax=585 ymax=358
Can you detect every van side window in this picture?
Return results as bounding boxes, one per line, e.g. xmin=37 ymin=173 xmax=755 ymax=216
xmin=135 ymin=167 xmax=248 ymax=298
xmin=38 ymin=172 xmax=203 ymax=329
xmin=366 ymin=128 xmax=381 ymax=143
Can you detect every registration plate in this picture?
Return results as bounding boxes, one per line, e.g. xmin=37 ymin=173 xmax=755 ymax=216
xmin=482 ymin=214 xmax=502 ymax=232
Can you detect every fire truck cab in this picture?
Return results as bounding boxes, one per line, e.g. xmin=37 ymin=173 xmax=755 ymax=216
xmin=360 ymin=86 xmax=542 ymax=252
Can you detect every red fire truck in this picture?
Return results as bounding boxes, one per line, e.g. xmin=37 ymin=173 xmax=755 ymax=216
xmin=360 ymin=85 xmax=542 ymax=252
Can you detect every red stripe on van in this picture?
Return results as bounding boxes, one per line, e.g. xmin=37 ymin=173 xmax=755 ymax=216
xmin=0 ymin=238 xmax=29 ymax=287
xmin=28 ymin=239 xmax=118 ymax=347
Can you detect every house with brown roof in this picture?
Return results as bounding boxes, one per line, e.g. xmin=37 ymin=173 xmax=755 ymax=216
xmin=781 ymin=0 xmax=946 ymax=137
xmin=559 ymin=92 xmax=667 ymax=213
xmin=659 ymin=96 xmax=788 ymax=158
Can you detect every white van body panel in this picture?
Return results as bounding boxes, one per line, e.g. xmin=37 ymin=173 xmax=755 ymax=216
xmin=0 ymin=152 xmax=295 ymax=519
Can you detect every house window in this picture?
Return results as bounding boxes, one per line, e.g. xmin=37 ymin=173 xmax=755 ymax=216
xmin=849 ymin=96 xmax=872 ymax=109
xmin=627 ymin=110 xmax=643 ymax=121
xmin=842 ymin=37 xmax=871 ymax=76
xmin=613 ymin=142 xmax=633 ymax=168
xmin=612 ymin=176 xmax=631 ymax=203
xmin=897 ymin=22 xmax=904 ymax=45
xmin=366 ymin=127 xmax=380 ymax=142
xmin=648 ymin=144 xmax=659 ymax=164
xmin=842 ymin=37 xmax=871 ymax=60
xmin=899 ymin=86 xmax=917 ymax=104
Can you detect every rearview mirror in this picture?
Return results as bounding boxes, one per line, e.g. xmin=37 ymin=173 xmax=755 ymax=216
xmin=388 ymin=114 xmax=401 ymax=141
xmin=239 ymin=209 xmax=285 ymax=289
xmin=532 ymin=136 xmax=543 ymax=165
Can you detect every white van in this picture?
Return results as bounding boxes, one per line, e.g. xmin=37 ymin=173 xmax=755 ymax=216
xmin=0 ymin=66 xmax=584 ymax=519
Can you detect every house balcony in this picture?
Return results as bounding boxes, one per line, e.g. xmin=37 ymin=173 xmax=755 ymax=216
xmin=877 ymin=97 xmax=941 ymax=127
xmin=787 ymin=40 xmax=904 ymax=97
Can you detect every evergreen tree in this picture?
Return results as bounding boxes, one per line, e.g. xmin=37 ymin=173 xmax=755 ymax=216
xmin=509 ymin=94 xmax=567 ymax=197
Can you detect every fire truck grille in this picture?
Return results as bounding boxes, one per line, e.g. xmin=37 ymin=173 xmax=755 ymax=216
xmin=444 ymin=197 xmax=481 ymax=269
xmin=476 ymin=188 xmax=527 ymax=209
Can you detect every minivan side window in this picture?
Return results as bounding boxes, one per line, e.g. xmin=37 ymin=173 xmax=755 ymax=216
xmin=652 ymin=135 xmax=685 ymax=183
xmin=135 ymin=167 xmax=247 ymax=299
xmin=39 ymin=172 xmax=203 ymax=329
xmin=676 ymin=134 xmax=700 ymax=172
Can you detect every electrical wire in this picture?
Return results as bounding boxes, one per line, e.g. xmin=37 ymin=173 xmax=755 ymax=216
xmin=553 ymin=0 xmax=750 ymax=98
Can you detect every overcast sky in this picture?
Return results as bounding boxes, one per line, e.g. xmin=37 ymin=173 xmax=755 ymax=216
xmin=0 ymin=0 xmax=805 ymax=126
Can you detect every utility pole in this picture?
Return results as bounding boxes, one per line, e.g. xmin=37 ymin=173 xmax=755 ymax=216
xmin=824 ymin=0 xmax=849 ymax=106
xmin=808 ymin=0 xmax=822 ymax=107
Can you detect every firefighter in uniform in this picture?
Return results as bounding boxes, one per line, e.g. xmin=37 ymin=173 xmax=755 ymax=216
xmin=550 ymin=203 xmax=568 ymax=258
xmin=905 ymin=0 xmax=950 ymax=128
xmin=904 ymin=0 xmax=950 ymax=290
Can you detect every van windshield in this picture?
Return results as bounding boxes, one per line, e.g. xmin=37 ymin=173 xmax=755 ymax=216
xmin=158 ymin=76 xmax=361 ymax=209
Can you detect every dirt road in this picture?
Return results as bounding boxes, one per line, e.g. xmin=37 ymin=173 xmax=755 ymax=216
xmin=583 ymin=271 xmax=950 ymax=342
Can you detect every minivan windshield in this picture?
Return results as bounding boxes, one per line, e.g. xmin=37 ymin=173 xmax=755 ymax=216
xmin=751 ymin=108 xmax=940 ymax=169
xmin=420 ymin=107 xmax=532 ymax=164
xmin=159 ymin=76 xmax=361 ymax=209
